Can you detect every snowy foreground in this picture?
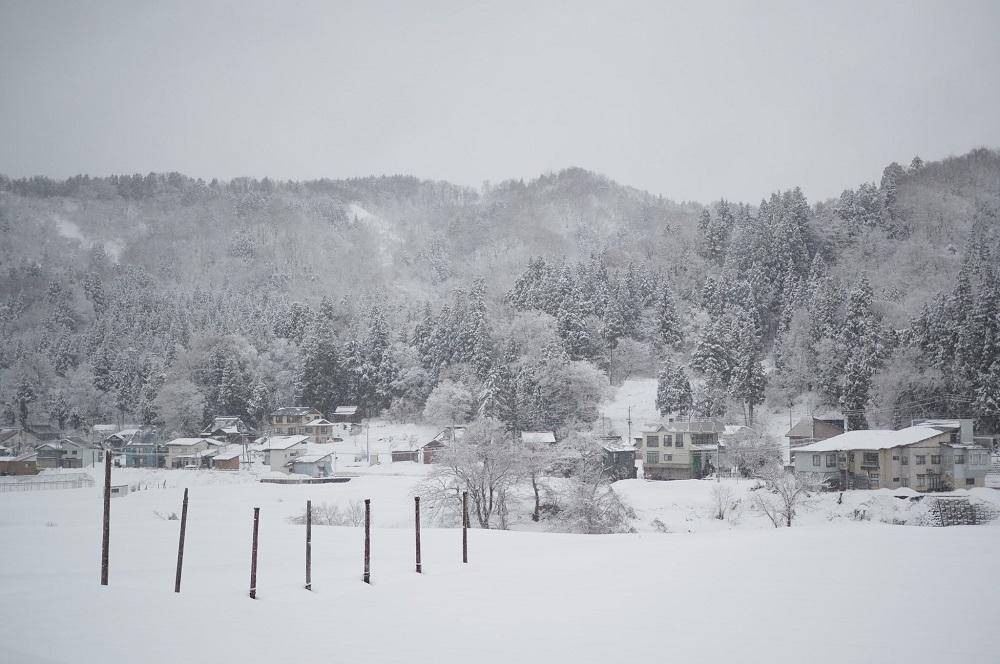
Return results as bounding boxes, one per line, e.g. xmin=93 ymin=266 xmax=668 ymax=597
xmin=1 ymin=468 xmax=998 ymax=664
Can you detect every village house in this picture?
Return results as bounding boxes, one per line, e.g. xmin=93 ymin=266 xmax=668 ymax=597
xmin=34 ymin=438 xmax=100 ymax=469
xmin=420 ymin=426 xmax=466 ymax=464
xmin=301 ymin=418 xmax=342 ymax=444
xmin=287 ymin=452 xmax=335 ymax=477
xmin=268 ymin=407 xmax=323 ymax=436
xmin=165 ymin=437 xmax=220 ymax=468
xmin=331 ymin=405 xmax=362 ymax=424
xmin=792 ymin=423 xmax=991 ymax=491
xmin=0 ymin=451 xmax=38 ymax=476
xmin=599 ymin=436 xmax=638 ymax=481
xmin=638 ymin=420 xmax=723 ymax=480
xmin=105 ymin=426 xmax=161 ymax=468
xmin=261 ymin=435 xmax=310 ymax=473
xmin=200 ymin=417 xmax=255 ymax=445
xmin=210 ymin=448 xmax=242 ymax=471
xmin=785 ymin=416 xmax=846 ymax=449
xmin=0 ymin=426 xmax=54 ymax=452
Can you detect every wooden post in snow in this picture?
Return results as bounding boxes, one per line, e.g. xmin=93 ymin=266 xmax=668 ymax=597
xmin=249 ymin=507 xmax=260 ymax=599
xmin=363 ymin=499 xmax=371 ymax=584
xmin=174 ymin=488 xmax=189 ymax=593
xmin=462 ymin=490 xmax=469 ymax=564
xmin=101 ymin=450 xmax=111 ymax=586
xmin=305 ymin=500 xmax=312 ymax=591
xmin=414 ymin=496 xmax=422 ymax=574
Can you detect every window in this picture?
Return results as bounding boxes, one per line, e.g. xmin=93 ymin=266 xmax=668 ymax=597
xmin=663 ymin=435 xmax=673 ymax=447
xmin=966 ymin=478 xmax=975 ymax=486
xmin=675 ymin=436 xmax=684 ymax=448
xmin=646 ymin=435 xmax=659 ymax=448
xmin=954 ymin=455 xmax=965 ymax=465
xmin=664 ymin=454 xmax=673 ymax=462
xmin=949 ymin=432 xmax=958 ymax=445
xmin=848 ymin=452 xmax=855 ymax=462
xmin=645 ymin=452 xmax=659 ymax=465
xmin=813 ymin=455 xmax=821 ymax=467
xmin=917 ymin=474 xmax=926 ymax=488
xmin=901 ymin=478 xmax=909 ymax=487
xmin=901 ymin=455 xmax=909 ymax=465
xmin=892 ymin=477 xmax=900 ymax=483
xmin=931 ymin=455 xmax=941 ymax=465
xmin=892 ymin=455 xmax=899 ymax=461
xmin=915 ymin=455 xmax=926 ymax=465
xmin=826 ymin=454 xmax=837 ymax=468
xmin=863 ymin=453 xmax=879 ymax=466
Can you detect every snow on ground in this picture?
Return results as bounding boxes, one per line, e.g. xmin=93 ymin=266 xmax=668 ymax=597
xmin=1 ymin=467 xmax=998 ymax=663
xmin=615 ymin=477 xmax=1000 ymax=532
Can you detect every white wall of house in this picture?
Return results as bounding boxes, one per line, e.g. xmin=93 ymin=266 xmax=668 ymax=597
xmin=265 ymin=444 xmax=307 ymax=473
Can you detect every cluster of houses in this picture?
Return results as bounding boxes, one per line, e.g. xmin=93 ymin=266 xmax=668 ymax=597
xmin=5 ymin=398 xmax=995 ymax=494
xmin=634 ymin=415 xmax=996 ymax=492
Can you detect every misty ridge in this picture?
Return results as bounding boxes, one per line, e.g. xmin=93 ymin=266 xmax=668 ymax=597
xmin=0 ymin=147 xmax=998 ymax=439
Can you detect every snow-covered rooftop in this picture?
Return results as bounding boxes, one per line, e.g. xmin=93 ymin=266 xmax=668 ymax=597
xmin=521 ymin=431 xmax=556 ymax=444
xmin=261 ymin=435 xmax=310 ymax=450
xmin=288 ymin=453 xmax=333 ymax=465
xmin=793 ymin=427 xmax=945 ymax=453
xmin=165 ymin=437 xmax=212 ymax=447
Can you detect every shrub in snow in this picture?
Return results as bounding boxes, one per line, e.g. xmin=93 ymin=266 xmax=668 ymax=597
xmin=548 ymin=461 xmax=636 ymax=534
xmin=288 ymin=500 xmax=365 ymax=527
xmin=751 ymin=464 xmax=811 ymax=528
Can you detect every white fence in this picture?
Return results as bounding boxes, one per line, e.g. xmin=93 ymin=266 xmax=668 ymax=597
xmin=0 ymin=473 xmax=96 ymax=493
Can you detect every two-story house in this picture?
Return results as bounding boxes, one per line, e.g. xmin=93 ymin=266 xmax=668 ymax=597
xmin=261 ymin=435 xmax=310 ymax=473
xmin=792 ymin=424 xmax=991 ymax=491
xmin=639 ymin=420 xmax=723 ymax=480
xmin=268 ymin=407 xmax=323 ymax=436
xmin=165 ymin=437 xmax=221 ymax=468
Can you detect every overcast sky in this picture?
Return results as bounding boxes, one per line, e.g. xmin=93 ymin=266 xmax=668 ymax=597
xmin=1 ymin=0 xmax=998 ymax=203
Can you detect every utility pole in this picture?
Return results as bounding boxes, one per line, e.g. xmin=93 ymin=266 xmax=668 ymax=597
xmin=627 ymin=405 xmax=633 ymax=447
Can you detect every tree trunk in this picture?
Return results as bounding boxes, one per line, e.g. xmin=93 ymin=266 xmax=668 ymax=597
xmin=531 ymin=473 xmax=541 ymax=522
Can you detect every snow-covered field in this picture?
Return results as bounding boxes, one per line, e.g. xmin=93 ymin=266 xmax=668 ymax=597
xmin=1 ymin=466 xmax=997 ymax=664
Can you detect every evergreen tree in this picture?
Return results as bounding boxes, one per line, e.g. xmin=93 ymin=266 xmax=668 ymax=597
xmin=655 ymin=282 xmax=682 ymax=349
xmin=656 ymin=358 xmax=693 ymax=415
xmin=297 ymin=324 xmax=345 ymax=416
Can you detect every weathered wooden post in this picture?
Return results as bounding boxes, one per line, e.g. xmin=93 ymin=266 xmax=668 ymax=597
xmin=174 ymin=488 xmax=189 ymax=593
xmin=305 ymin=500 xmax=312 ymax=591
xmin=414 ymin=496 xmax=422 ymax=574
xmin=101 ymin=450 xmax=111 ymax=586
xmin=462 ymin=490 xmax=469 ymax=564
xmin=363 ymin=499 xmax=371 ymax=584
xmin=249 ymin=507 xmax=260 ymax=599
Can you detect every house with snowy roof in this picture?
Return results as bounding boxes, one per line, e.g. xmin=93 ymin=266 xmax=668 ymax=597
xmin=792 ymin=425 xmax=991 ymax=491
xmin=638 ymin=420 xmax=724 ymax=480
xmin=331 ymin=405 xmax=362 ymax=424
xmin=260 ymin=435 xmax=310 ymax=473
xmin=301 ymin=418 xmax=342 ymax=444
xmin=200 ymin=416 xmax=255 ymax=444
xmin=420 ymin=426 xmax=466 ymax=464
xmin=520 ymin=431 xmax=557 ymax=445
xmin=286 ymin=452 xmax=335 ymax=477
xmin=35 ymin=438 xmax=100 ymax=469
xmin=268 ymin=407 xmax=323 ymax=436
xmin=165 ymin=437 xmax=224 ymax=468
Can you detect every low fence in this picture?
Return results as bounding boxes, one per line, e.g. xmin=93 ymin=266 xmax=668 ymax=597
xmin=0 ymin=472 xmax=96 ymax=493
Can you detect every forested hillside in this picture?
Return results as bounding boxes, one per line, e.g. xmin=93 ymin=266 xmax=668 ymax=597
xmin=1 ymin=148 xmax=998 ymax=437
